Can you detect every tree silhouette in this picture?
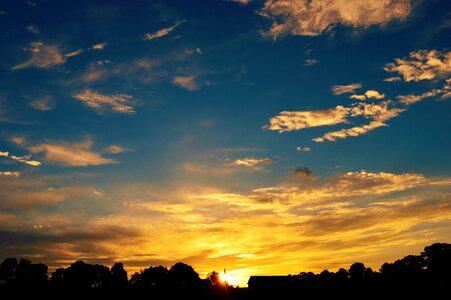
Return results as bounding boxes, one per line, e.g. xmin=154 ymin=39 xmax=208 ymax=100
xmin=167 ymin=262 xmax=201 ymax=288
xmin=50 ymin=267 xmax=65 ymax=287
xmin=0 ymin=258 xmax=18 ymax=284
xmin=110 ymin=262 xmax=128 ymax=288
xmin=206 ymin=271 xmax=221 ymax=286
xmin=15 ymin=258 xmax=48 ymax=286
xmin=422 ymin=242 xmax=451 ymax=287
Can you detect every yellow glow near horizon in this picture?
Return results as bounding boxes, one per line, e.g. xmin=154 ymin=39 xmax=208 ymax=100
xmin=219 ymin=270 xmax=243 ymax=286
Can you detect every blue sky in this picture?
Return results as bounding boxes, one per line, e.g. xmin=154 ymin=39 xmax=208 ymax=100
xmin=0 ymin=0 xmax=450 ymax=286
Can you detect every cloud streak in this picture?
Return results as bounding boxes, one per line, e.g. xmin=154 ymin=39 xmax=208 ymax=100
xmin=313 ymin=101 xmax=405 ymax=142
xmin=0 ymin=171 xmax=20 ymax=177
xmin=172 ymin=76 xmax=198 ymax=91
xmin=1 ymin=149 xmax=41 ymax=166
xmin=396 ymin=79 xmax=451 ymax=105
xmin=29 ymin=95 xmax=55 ymax=111
xmin=332 ymin=83 xmax=362 ymax=95
xmin=225 ymin=157 xmax=273 ymax=170
xmin=73 ymin=89 xmax=135 ymax=114
xmin=144 ymin=21 xmax=184 ymax=40
xmin=11 ymin=42 xmax=81 ymax=70
xmin=28 ymin=138 xmax=117 ymax=167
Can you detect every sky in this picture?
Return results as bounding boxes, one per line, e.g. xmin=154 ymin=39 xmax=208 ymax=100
xmin=0 ymin=0 xmax=450 ymax=287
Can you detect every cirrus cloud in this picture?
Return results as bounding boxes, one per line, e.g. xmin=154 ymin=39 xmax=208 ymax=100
xmin=73 ymin=89 xmax=135 ymax=114
xmin=144 ymin=21 xmax=184 ymax=41
xmin=10 ymin=42 xmax=81 ymax=70
xmin=172 ymin=76 xmax=199 ymax=91
xmin=28 ymin=138 xmax=117 ymax=167
xmin=29 ymin=95 xmax=56 ymax=111
xmin=332 ymin=83 xmax=362 ymax=95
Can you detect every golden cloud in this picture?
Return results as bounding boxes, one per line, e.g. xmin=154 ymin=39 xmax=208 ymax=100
xmin=28 ymin=138 xmax=117 ymax=167
xmin=0 ymin=170 xmax=449 ymax=286
xmin=10 ymin=42 xmax=81 ymax=70
xmin=73 ymin=89 xmax=135 ymax=114
xmin=144 ymin=21 xmax=184 ymax=40
xmin=264 ymin=106 xmax=350 ymax=132
xmin=260 ymin=0 xmax=411 ymax=37
xmin=172 ymin=76 xmax=198 ymax=91
xmin=332 ymin=83 xmax=362 ymax=95
xmin=384 ymin=49 xmax=451 ymax=82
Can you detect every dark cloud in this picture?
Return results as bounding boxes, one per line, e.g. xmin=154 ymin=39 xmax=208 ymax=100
xmin=294 ymin=166 xmax=313 ymax=177
xmin=0 ymin=225 xmax=142 ymax=267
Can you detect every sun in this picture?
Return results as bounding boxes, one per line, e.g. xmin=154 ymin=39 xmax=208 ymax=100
xmin=219 ymin=270 xmax=239 ymax=286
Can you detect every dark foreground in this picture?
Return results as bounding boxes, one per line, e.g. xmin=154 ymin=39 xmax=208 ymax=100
xmin=1 ymin=242 xmax=450 ymax=298
xmin=0 ymin=286 xmax=448 ymax=300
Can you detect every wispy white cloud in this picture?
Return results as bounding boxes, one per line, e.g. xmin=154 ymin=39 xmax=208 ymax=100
xmin=10 ymin=42 xmax=81 ymax=70
xmin=144 ymin=21 xmax=184 ymax=40
xmin=332 ymin=83 xmax=362 ymax=95
xmin=72 ymin=89 xmax=135 ymax=114
xmin=29 ymin=95 xmax=55 ymax=111
xmin=384 ymin=49 xmax=451 ymax=82
xmin=28 ymin=138 xmax=117 ymax=167
xmin=172 ymin=75 xmax=198 ymax=91
xmin=260 ymin=0 xmax=412 ymax=38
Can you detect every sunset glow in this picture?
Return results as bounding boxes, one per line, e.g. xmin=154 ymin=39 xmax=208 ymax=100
xmin=0 ymin=0 xmax=450 ymax=288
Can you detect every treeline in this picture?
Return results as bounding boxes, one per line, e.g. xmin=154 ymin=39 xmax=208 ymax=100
xmin=0 ymin=260 xmax=217 ymax=289
xmin=0 ymin=242 xmax=449 ymax=293
xmin=272 ymin=242 xmax=451 ymax=290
